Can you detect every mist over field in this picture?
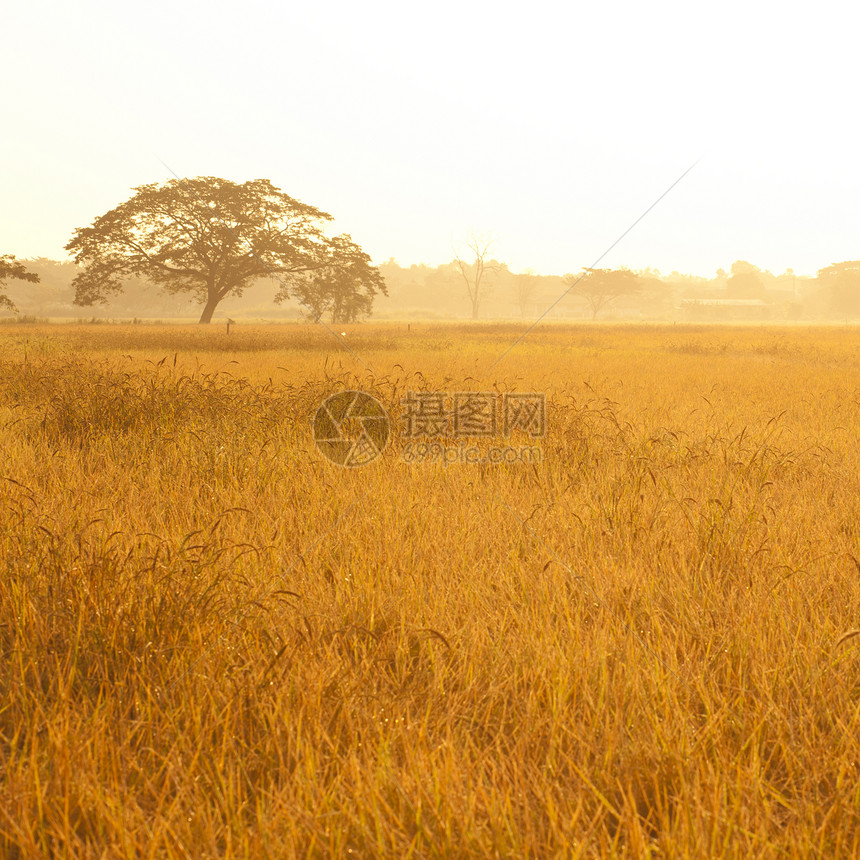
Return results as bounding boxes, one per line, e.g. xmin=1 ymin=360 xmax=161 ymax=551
xmin=3 ymin=255 xmax=860 ymax=324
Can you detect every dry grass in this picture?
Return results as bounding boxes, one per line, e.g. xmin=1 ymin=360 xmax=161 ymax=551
xmin=1 ymin=322 xmax=859 ymax=858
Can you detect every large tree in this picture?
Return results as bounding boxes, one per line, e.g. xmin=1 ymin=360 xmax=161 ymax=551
xmin=563 ymin=267 xmax=640 ymax=319
xmin=0 ymin=255 xmax=40 ymax=314
xmin=65 ymin=177 xmax=385 ymax=324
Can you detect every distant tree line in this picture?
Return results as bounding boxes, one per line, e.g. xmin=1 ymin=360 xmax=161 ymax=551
xmin=6 ymin=253 xmax=859 ymax=322
xmin=2 ymin=178 xmax=860 ymax=321
xmin=371 ymin=258 xmax=849 ymax=321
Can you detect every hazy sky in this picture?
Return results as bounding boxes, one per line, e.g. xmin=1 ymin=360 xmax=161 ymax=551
xmin=4 ymin=0 xmax=859 ymax=277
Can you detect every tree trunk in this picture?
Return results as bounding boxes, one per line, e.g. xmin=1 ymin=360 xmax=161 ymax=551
xmin=198 ymin=291 xmax=220 ymax=324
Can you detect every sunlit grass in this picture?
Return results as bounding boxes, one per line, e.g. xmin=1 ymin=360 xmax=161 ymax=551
xmin=1 ymin=323 xmax=859 ymax=857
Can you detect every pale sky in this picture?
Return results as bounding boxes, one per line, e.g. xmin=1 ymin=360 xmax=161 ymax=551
xmin=3 ymin=0 xmax=860 ymax=277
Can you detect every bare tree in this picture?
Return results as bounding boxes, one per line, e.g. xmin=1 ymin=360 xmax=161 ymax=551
xmin=452 ymin=233 xmax=497 ymax=320
xmin=516 ymin=269 xmax=539 ymax=318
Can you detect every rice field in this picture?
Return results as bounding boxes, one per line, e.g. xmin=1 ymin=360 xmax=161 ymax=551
xmin=1 ymin=322 xmax=859 ymax=858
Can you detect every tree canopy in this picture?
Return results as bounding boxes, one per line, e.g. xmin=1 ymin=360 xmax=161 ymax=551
xmin=65 ymin=177 xmax=386 ymax=323
xmin=817 ymin=261 xmax=860 ymax=317
xmin=563 ymin=267 xmax=640 ymax=319
xmin=726 ymin=260 xmax=765 ymax=299
xmin=284 ymin=234 xmax=386 ymax=324
xmin=0 ymin=255 xmax=40 ymax=314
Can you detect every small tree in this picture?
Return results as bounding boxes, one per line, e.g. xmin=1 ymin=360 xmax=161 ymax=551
xmin=453 ymin=233 xmax=497 ymax=320
xmin=0 ymin=255 xmax=40 ymax=314
xmin=66 ymin=177 xmax=383 ymax=323
xmin=285 ymin=234 xmax=387 ymax=323
xmin=726 ymin=260 xmax=765 ymax=299
xmin=817 ymin=261 xmax=860 ymax=317
xmin=515 ymin=269 xmax=539 ymax=318
xmin=563 ymin=267 xmax=640 ymax=319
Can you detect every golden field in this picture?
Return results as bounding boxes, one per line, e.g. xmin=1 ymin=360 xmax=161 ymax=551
xmin=1 ymin=322 xmax=859 ymax=858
